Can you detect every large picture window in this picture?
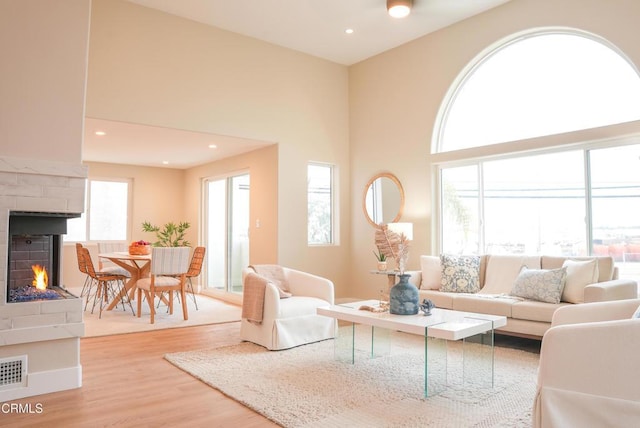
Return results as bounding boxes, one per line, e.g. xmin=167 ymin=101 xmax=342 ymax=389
xmin=434 ymin=29 xmax=640 ymax=279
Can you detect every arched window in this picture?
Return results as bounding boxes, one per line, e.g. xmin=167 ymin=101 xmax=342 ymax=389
xmin=433 ymin=29 xmax=640 ymax=280
xmin=435 ymin=30 xmax=640 ymax=152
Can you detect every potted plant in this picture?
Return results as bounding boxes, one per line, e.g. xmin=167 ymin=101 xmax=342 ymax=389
xmin=142 ymin=221 xmax=191 ymax=247
xmin=373 ymin=249 xmax=388 ymax=271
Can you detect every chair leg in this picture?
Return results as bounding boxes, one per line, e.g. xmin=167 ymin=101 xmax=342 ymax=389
xmin=187 ymin=277 xmax=199 ymax=310
xmin=180 ymin=288 xmax=189 ymax=321
xmin=146 ymin=290 xmax=156 ymax=324
xmin=137 ymin=288 xmax=142 ymax=318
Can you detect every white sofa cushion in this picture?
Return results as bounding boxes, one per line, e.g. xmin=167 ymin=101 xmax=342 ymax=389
xmin=480 ymin=255 xmax=541 ymax=295
xmin=418 ymin=289 xmax=455 ymax=309
xmin=561 ymin=259 xmax=599 ymax=303
xmin=419 ymin=255 xmax=441 ymax=290
xmin=511 ymin=267 xmax=567 ymax=304
xmin=452 ymin=294 xmax=517 ymax=317
xmin=440 ymin=254 xmax=481 ymax=293
xmin=512 ymin=300 xmax=571 ymax=323
xmin=278 ymin=296 xmax=330 ymax=318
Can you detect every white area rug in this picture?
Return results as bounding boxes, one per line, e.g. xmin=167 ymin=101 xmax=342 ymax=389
xmin=165 ymin=329 xmax=539 ymax=428
xmin=71 ymin=287 xmax=242 ymax=337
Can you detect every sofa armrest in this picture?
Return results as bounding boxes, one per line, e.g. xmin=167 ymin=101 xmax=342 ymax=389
xmin=551 ymin=299 xmax=640 ymax=326
xmin=538 ymin=319 xmax=640 ymax=399
xmin=584 ymin=278 xmax=638 ymax=303
xmin=284 ymin=268 xmax=334 ymax=304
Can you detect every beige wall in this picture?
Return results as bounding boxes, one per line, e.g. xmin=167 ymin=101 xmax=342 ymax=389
xmin=86 ymin=0 xmax=351 ymax=292
xmin=349 ymin=0 xmax=640 ymax=298
xmin=184 ymin=145 xmax=278 ymax=263
xmin=0 ymin=0 xmax=89 ymax=162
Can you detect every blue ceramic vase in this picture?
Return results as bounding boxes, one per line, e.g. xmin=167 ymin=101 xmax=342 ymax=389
xmin=389 ymin=274 xmax=419 ymax=315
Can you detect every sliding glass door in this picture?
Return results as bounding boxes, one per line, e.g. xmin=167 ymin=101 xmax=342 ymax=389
xmin=203 ymin=172 xmax=250 ymax=295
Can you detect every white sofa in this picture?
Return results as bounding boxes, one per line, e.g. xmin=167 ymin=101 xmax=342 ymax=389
xmin=533 ymin=299 xmax=640 ymax=427
xmin=240 ymin=267 xmax=337 ymax=350
xmin=407 ymin=255 xmax=638 ymax=338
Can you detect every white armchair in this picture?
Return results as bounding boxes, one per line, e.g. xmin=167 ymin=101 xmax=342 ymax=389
xmin=533 ymin=298 xmax=640 ymax=427
xmin=240 ymin=266 xmax=336 ymax=350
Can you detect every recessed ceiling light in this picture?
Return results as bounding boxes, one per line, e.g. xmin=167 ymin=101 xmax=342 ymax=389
xmin=162 ymin=161 xmax=169 ymax=165
xmin=345 ymin=28 xmax=354 ymax=34
xmin=95 ymin=131 xmax=106 ymax=136
xmin=208 ymin=144 xmax=217 ymax=149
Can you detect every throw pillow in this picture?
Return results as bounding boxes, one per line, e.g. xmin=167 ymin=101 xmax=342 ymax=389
xmin=420 ymin=255 xmax=442 ymax=290
xmin=561 ymin=259 xmax=599 ymax=303
xmin=511 ymin=267 xmax=567 ymax=304
xmin=440 ymin=254 xmax=481 ymax=293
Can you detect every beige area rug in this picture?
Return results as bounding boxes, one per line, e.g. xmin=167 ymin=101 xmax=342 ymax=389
xmin=165 ymin=328 xmax=539 ymax=428
xmin=69 ymin=287 xmax=242 ymax=337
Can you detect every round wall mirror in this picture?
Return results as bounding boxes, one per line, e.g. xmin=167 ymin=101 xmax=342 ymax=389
xmin=362 ymin=172 xmax=405 ymax=228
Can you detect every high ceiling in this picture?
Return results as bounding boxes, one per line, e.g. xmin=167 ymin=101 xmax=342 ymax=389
xmin=84 ymin=0 xmax=511 ymax=169
xmin=126 ymin=0 xmax=511 ymax=65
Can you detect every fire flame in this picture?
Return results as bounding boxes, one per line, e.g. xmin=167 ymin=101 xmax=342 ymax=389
xmin=32 ymin=265 xmax=48 ymax=290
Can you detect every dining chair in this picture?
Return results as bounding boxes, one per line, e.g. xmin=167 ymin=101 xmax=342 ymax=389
xmin=136 ymin=246 xmax=191 ymax=324
xmin=97 ymin=242 xmax=131 ymax=277
xmin=158 ymin=246 xmax=206 ymax=311
xmin=80 ymin=247 xmax=133 ymax=318
xmin=184 ymin=246 xmax=205 ymax=310
xmin=75 ymin=243 xmax=94 ymax=309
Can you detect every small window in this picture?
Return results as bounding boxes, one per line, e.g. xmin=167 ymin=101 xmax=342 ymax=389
xmin=307 ymin=163 xmax=335 ymax=245
xmin=64 ymin=179 xmax=130 ymax=242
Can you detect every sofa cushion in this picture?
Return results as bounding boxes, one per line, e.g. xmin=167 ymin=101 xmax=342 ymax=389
xmin=511 ymin=300 xmax=571 ymax=323
xmin=452 ymin=294 xmax=517 ymax=317
xmin=419 ymin=255 xmax=442 ymax=290
xmin=418 ymin=289 xmax=455 ymax=309
xmin=541 ymin=256 xmax=614 ymax=282
xmin=440 ymin=254 xmax=481 ymax=293
xmin=561 ymin=259 xmax=599 ymax=303
xmin=511 ymin=267 xmax=567 ymax=304
xmin=479 ymin=255 xmax=541 ymax=295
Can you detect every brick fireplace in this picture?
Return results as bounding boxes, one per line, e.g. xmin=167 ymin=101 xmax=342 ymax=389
xmin=0 ymin=156 xmax=87 ymax=401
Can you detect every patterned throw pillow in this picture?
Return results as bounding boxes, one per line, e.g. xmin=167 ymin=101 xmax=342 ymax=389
xmin=511 ymin=267 xmax=567 ymax=304
xmin=440 ymin=254 xmax=481 ymax=293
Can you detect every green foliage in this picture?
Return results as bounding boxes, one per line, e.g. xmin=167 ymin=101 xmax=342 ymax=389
xmin=373 ymin=249 xmax=387 ymax=262
xmin=142 ymin=221 xmax=191 ymax=247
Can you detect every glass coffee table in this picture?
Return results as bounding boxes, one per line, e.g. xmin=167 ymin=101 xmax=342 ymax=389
xmin=317 ymin=300 xmax=507 ymax=397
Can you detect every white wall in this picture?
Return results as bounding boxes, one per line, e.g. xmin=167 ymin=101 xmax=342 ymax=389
xmin=349 ymin=0 xmax=640 ymax=298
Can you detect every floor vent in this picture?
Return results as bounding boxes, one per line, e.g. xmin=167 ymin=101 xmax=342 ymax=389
xmin=0 ymin=355 xmax=27 ymax=390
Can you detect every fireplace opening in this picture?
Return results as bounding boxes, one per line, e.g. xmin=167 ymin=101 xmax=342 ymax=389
xmin=7 ymin=211 xmax=80 ymax=303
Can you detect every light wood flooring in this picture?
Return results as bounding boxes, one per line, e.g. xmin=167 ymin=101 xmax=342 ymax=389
xmin=2 ymin=322 xmax=279 ymax=428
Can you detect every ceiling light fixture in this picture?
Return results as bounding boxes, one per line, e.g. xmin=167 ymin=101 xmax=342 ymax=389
xmin=208 ymin=144 xmax=217 ymax=149
xmin=387 ymin=0 xmax=412 ymax=19
xmin=95 ymin=131 xmax=106 ymax=136
xmin=345 ymin=28 xmax=354 ymax=34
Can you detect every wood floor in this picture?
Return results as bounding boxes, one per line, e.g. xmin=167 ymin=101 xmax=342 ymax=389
xmin=2 ymin=322 xmax=279 ymax=428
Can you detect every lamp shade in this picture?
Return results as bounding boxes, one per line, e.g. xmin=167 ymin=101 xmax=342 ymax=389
xmin=387 ymin=0 xmax=412 ymax=18
xmin=388 ymin=222 xmax=413 ymax=240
